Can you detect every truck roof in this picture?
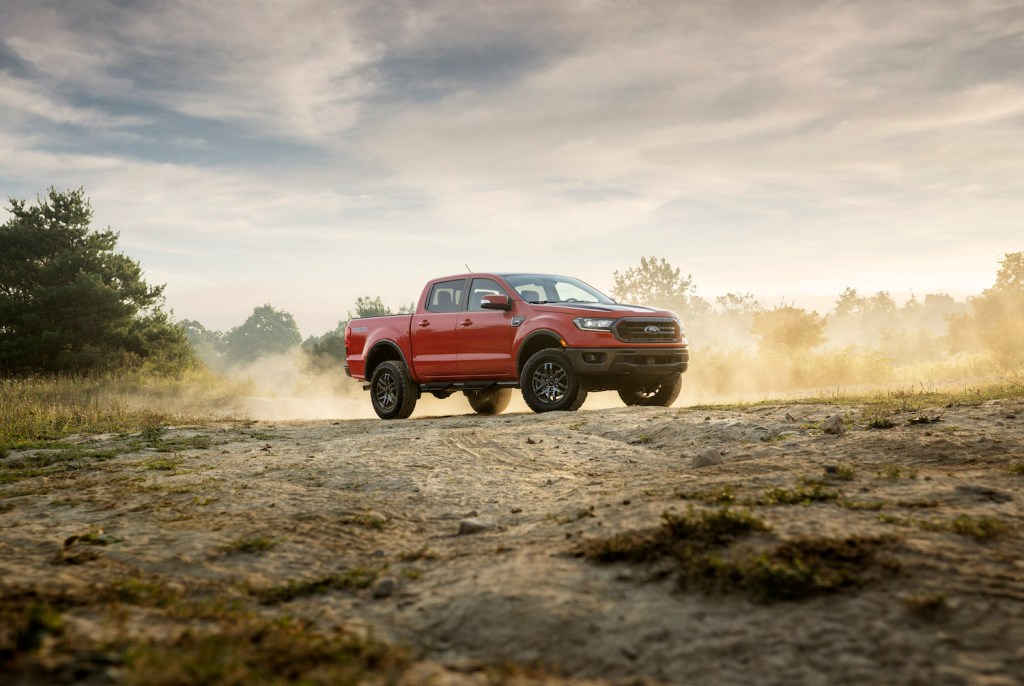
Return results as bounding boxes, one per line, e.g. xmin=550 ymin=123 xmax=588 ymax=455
xmin=427 ymin=272 xmax=570 ymax=281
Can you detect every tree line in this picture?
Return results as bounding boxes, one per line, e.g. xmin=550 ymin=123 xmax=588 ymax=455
xmin=2 ymin=189 xmax=1021 ymax=376
xmin=610 ymin=255 xmax=1023 ymax=368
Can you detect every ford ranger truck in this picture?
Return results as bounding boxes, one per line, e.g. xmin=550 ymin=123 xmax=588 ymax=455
xmin=344 ymin=273 xmax=689 ymax=419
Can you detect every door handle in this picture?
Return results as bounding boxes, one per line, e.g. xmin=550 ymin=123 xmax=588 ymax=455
xmin=460 ymin=319 xmax=473 ymax=327
xmin=418 ymin=320 xmax=430 ymax=327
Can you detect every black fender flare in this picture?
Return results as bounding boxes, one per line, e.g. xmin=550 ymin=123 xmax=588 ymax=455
xmin=365 ymin=340 xmax=410 ymax=378
xmin=516 ymin=328 xmax=565 ymax=373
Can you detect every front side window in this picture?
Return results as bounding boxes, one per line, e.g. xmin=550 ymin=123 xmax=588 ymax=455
xmin=467 ymin=278 xmax=509 ymax=311
xmin=426 ymin=279 xmax=466 ymax=313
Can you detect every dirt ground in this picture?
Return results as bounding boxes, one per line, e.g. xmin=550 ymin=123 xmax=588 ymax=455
xmin=2 ymin=394 xmax=1023 ymax=685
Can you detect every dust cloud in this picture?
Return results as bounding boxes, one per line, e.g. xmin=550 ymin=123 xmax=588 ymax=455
xmin=215 ymin=347 xmax=632 ymax=420
xmin=676 ymin=286 xmax=1023 ymax=405
xmin=211 ymin=282 xmax=1020 ymax=421
xmin=219 ymin=349 xmax=478 ymax=420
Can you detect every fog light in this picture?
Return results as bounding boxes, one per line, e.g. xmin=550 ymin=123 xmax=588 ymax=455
xmin=582 ymin=352 xmax=605 ymax=364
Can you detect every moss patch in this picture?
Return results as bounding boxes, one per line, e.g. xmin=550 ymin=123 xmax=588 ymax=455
xmin=0 ymin=447 xmax=122 ymax=484
xmin=256 ymin=568 xmax=381 ymax=604
xmin=581 ymin=507 xmax=897 ymax=602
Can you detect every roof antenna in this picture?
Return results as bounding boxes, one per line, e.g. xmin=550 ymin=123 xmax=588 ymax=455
xmin=465 ymin=263 xmax=472 ymax=272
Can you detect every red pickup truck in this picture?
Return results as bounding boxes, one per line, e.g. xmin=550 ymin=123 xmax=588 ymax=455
xmin=344 ymin=273 xmax=689 ymax=419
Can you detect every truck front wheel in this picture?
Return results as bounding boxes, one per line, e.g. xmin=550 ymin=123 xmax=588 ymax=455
xmin=465 ymin=388 xmax=512 ymax=415
xmin=521 ymin=349 xmax=587 ymax=413
xmin=370 ymin=360 xmax=418 ymax=419
xmin=618 ymin=373 xmax=682 ymax=407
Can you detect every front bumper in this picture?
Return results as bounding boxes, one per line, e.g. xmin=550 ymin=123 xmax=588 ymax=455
xmin=564 ymin=347 xmax=688 ymax=388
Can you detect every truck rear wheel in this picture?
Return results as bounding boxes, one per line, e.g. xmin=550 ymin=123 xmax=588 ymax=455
xmin=618 ymin=373 xmax=682 ymax=407
xmin=465 ymin=388 xmax=512 ymax=415
xmin=521 ymin=349 xmax=587 ymax=413
xmin=370 ymin=360 xmax=418 ymax=419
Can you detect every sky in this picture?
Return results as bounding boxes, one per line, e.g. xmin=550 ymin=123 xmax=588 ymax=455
xmin=1 ymin=0 xmax=1021 ymax=336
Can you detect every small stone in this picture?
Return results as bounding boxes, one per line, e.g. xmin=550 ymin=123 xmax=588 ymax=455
xmin=510 ymin=507 xmax=523 ymax=514
xmin=785 ymin=412 xmax=797 ymax=422
xmin=372 ymin=577 xmax=396 ymax=599
xmin=692 ymin=448 xmax=723 ymax=468
xmin=458 ymin=518 xmax=495 ymax=535
xmin=526 ymin=437 xmax=538 ymax=445
xmin=822 ymin=415 xmax=846 ymax=435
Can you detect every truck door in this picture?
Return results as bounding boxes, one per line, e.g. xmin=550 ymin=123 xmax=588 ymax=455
xmin=456 ymin=277 xmax=515 ymax=378
xmin=411 ymin=278 xmax=465 ymax=380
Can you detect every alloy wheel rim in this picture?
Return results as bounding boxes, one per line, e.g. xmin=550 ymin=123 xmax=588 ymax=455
xmin=533 ymin=362 xmax=568 ymax=404
xmin=376 ymin=372 xmax=398 ymax=410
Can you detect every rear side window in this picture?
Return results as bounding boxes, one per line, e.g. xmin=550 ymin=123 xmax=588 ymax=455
xmin=427 ymin=279 xmax=466 ymax=313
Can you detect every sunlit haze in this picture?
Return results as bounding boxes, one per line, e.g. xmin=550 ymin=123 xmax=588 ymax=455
xmin=1 ymin=0 xmax=1021 ymax=336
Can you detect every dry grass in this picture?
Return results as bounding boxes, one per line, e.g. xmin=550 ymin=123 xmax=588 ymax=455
xmin=0 ymin=370 xmax=243 ymax=448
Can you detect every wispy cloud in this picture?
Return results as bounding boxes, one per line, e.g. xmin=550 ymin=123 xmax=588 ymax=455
xmin=0 ymin=72 xmax=149 ymax=128
xmin=2 ymin=0 xmax=379 ymax=140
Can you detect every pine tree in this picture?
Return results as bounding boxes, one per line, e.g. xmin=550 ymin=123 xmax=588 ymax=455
xmin=0 ymin=188 xmax=193 ymax=374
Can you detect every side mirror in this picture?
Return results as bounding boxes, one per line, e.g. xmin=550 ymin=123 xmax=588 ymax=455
xmin=480 ymin=294 xmax=512 ymax=311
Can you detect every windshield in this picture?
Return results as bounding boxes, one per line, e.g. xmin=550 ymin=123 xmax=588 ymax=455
xmin=501 ymin=274 xmax=615 ymax=305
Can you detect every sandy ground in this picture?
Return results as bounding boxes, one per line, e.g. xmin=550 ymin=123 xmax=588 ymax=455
xmin=2 ymin=394 xmax=1024 ymax=684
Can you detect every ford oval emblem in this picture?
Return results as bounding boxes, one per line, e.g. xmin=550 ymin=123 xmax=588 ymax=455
xmin=644 ymin=325 xmax=660 ymax=334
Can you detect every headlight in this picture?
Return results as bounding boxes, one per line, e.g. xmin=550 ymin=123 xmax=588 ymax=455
xmin=573 ymin=317 xmax=615 ymax=331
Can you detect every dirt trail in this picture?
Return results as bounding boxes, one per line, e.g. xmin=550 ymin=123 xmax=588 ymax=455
xmin=2 ymin=398 xmax=1023 ymax=684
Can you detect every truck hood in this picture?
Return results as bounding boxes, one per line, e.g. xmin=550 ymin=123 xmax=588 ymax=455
xmin=529 ymin=302 xmax=679 ymax=319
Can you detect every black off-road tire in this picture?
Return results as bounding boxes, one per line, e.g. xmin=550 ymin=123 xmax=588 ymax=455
xmin=618 ymin=373 xmax=682 ymax=407
xmin=370 ymin=360 xmax=418 ymax=419
xmin=521 ymin=349 xmax=587 ymax=413
xmin=465 ymin=388 xmax=513 ymax=415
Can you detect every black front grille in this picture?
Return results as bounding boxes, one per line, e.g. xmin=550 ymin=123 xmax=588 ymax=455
xmin=613 ymin=318 xmax=680 ymax=343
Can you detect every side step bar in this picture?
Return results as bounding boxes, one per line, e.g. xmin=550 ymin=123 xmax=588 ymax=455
xmin=361 ymin=381 xmax=519 ymax=392
xmin=420 ymin=381 xmax=519 ymax=392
